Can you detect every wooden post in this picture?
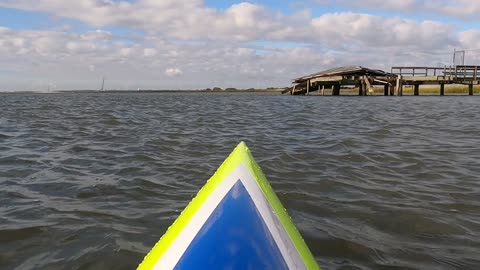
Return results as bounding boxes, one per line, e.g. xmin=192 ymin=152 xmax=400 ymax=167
xmin=414 ymin=84 xmax=419 ymax=96
xmin=389 ymin=83 xmax=395 ymax=96
xmin=395 ymin=77 xmax=400 ymax=96
xmin=291 ymin=84 xmax=296 ymax=95
xmin=363 ymin=76 xmax=372 ymax=96
xmin=306 ymin=80 xmax=310 ymax=95
xmin=399 ymin=80 xmax=403 ymax=96
xmin=358 ymin=81 xmax=364 ymax=96
xmin=384 ymin=84 xmax=389 ymax=96
xmin=469 ymin=84 xmax=474 ymax=96
xmin=321 ymin=85 xmax=325 ymax=96
xmin=332 ymin=83 xmax=340 ymax=96
xmin=396 ymin=76 xmax=403 ymax=96
xmin=440 ymin=83 xmax=445 ymax=96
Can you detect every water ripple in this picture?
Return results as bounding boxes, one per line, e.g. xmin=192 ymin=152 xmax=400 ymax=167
xmin=1 ymin=93 xmax=480 ymax=269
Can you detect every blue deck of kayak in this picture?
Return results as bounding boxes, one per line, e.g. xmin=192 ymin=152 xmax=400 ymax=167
xmin=175 ymin=180 xmax=288 ymax=269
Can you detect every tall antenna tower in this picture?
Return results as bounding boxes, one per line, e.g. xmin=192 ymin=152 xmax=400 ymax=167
xmin=100 ymin=76 xmax=105 ymax=91
xmin=453 ymin=49 xmax=465 ymax=66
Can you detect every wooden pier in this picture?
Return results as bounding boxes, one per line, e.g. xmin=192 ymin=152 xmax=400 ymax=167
xmin=288 ymin=65 xmax=480 ymax=96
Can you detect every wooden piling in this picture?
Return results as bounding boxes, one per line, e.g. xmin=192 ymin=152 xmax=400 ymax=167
xmin=363 ymin=76 xmax=372 ymax=96
xmin=306 ymin=80 xmax=310 ymax=95
xmin=469 ymin=84 xmax=474 ymax=96
xmin=384 ymin=84 xmax=389 ymax=96
xmin=358 ymin=81 xmax=364 ymax=96
xmin=332 ymin=83 xmax=340 ymax=96
xmin=440 ymin=83 xmax=445 ymax=96
xmin=321 ymin=85 xmax=325 ymax=96
xmin=395 ymin=77 xmax=400 ymax=96
xmin=396 ymin=76 xmax=403 ymax=96
xmin=414 ymin=84 xmax=419 ymax=96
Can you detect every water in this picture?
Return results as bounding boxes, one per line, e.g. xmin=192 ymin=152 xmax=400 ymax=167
xmin=1 ymin=92 xmax=480 ymax=270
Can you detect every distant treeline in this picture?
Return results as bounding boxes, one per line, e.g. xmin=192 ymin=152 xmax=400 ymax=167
xmin=203 ymin=87 xmax=287 ymax=92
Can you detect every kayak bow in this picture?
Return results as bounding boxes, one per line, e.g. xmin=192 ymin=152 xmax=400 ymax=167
xmin=138 ymin=142 xmax=319 ymax=270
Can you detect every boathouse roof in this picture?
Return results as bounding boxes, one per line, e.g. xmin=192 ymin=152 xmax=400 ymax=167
xmin=293 ymin=66 xmax=391 ymax=83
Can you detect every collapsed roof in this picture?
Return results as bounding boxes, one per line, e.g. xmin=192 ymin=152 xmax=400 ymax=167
xmin=293 ymin=66 xmax=392 ymax=83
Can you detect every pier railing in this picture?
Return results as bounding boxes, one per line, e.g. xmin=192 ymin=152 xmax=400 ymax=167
xmin=452 ymin=65 xmax=479 ymax=81
xmin=391 ymin=66 xmax=479 ymax=81
xmin=391 ymin=66 xmax=451 ymax=77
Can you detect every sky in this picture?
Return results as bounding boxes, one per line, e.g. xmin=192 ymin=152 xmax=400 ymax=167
xmin=0 ymin=0 xmax=479 ymax=91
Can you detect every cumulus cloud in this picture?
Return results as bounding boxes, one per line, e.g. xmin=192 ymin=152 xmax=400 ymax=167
xmin=459 ymin=30 xmax=480 ymax=49
xmin=0 ymin=0 xmax=477 ymax=90
xmin=143 ymin=48 xmax=157 ymax=57
xmin=309 ymin=13 xmax=455 ymax=50
xmin=164 ymin=68 xmax=183 ymax=77
xmin=321 ymin=0 xmax=480 ymax=20
xmin=0 ymin=0 xmax=282 ymax=42
xmin=330 ymin=0 xmax=420 ymax=11
xmin=428 ymin=0 xmax=480 ymax=20
xmin=0 ymin=23 xmax=460 ymax=90
xmin=0 ymin=0 xmax=463 ymax=45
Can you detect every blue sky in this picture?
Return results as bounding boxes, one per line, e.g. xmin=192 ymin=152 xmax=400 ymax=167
xmin=0 ymin=8 xmax=53 ymax=30
xmin=0 ymin=0 xmax=479 ymax=90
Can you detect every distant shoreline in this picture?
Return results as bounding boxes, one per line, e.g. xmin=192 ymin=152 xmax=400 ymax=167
xmin=0 ymin=88 xmax=286 ymax=94
xmin=1 ymin=85 xmax=478 ymax=94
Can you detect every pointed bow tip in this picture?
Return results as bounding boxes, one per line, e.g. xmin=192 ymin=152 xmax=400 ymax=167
xmin=235 ymin=141 xmax=250 ymax=153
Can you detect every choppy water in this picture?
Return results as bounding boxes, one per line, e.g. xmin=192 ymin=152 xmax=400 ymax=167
xmin=1 ymin=92 xmax=480 ymax=270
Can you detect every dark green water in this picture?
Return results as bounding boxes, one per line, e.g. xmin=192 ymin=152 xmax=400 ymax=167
xmin=1 ymin=92 xmax=480 ymax=270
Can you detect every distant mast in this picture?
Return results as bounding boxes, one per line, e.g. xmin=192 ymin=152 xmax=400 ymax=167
xmin=100 ymin=77 xmax=105 ymax=91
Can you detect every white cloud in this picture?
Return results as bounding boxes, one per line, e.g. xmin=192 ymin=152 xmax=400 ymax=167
xmin=0 ymin=0 xmax=285 ymax=42
xmin=0 ymin=0 xmax=469 ymax=45
xmin=321 ymin=0 xmax=480 ymax=20
xmin=0 ymin=1 xmax=477 ymax=90
xmin=164 ymin=68 xmax=183 ymax=77
xmin=309 ymin=13 xmax=454 ymax=50
xmin=143 ymin=48 xmax=157 ymax=57
xmin=332 ymin=0 xmax=420 ymax=11
xmin=65 ymin=41 xmax=96 ymax=53
xmin=428 ymin=0 xmax=480 ymax=20
xmin=119 ymin=47 xmax=134 ymax=57
xmin=81 ymin=29 xmax=112 ymax=40
xmin=459 ymin=30 xmax=480 ymax=48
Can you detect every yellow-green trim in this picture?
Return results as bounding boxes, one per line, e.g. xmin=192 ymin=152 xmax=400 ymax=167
xmin=239 ymin=142 xmax=320 ymax=270
xmin=137 ymin=141 xmax=320 ymax=270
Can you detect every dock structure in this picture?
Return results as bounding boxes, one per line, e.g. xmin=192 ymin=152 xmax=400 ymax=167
xmin=289 ymin=65 xmax=480 ymax=96
xmin=391 ymin=66 xmax=479 ymax=96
